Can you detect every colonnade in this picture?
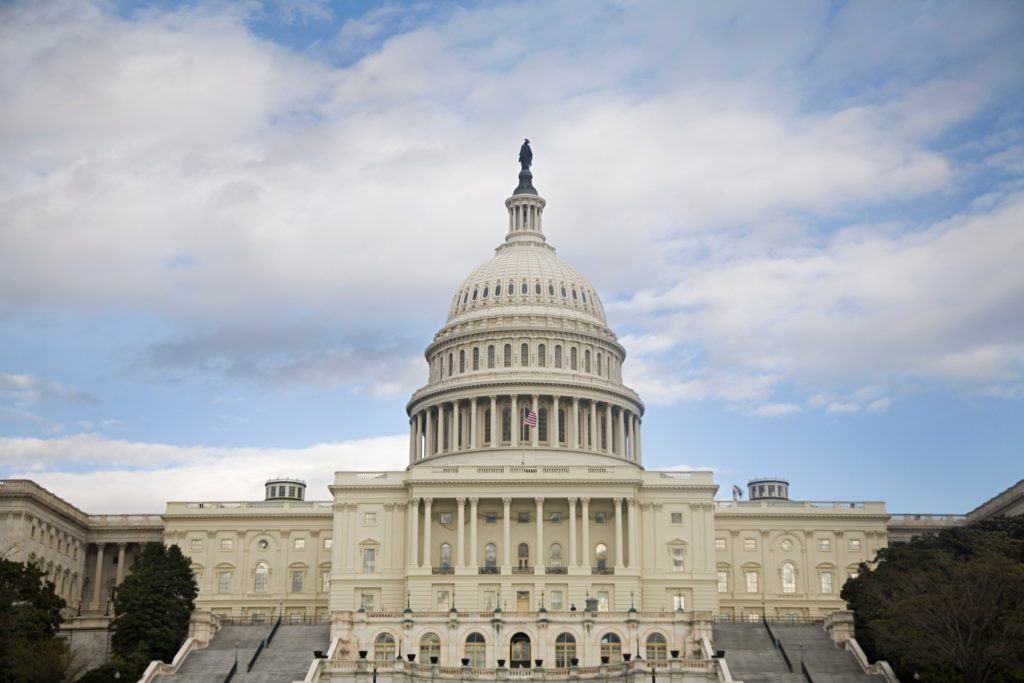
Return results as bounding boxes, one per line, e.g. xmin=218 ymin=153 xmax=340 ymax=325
xmin=406 ymin=496 xmax=639 ymax=572
xmin=86 ymin=541 xmax=132 ymax=610
xmin=408 ymin=395 xmax=641 ymax=463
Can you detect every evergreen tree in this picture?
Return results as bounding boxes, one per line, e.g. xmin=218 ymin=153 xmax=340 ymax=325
xmin=0 ymin=559 xmax=69 ymax=683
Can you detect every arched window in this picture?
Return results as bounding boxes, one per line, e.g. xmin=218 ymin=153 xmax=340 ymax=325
xmin=375 ymin=633 xmax=396 ymax=662
xmin=420 ymin=633 xmax=441 ymax=664
xmin=555 ymin=345 xmax=562 ymax=368
xmin=585 ymin=349 xmax=591 ymax=373
xmin=595 ymin=543 xmax=608 ymax=570
xmin=254 ymin=562 xmax=269 ymax=593
xmin=538 ymin=344 xmax=546 ymax=367
xmin=448 ymin=353 xmax=454 ymax=377
xmin=472 ymin=347 xmax=480 ymax=371
xmin=518 ymin=543 xmax=530 ymax=569
xmin=535 ymin=282 xmax=542 ymax=295
xmin=484 ymin=543 xmax=497 ymax=568
xmin=521 ymin=281 xmax=528 ymax=295
xmin=465 ymin=633 xmax=486 ymax=668
xmin=520 ymin=343 xmax=529 ymax=366
xmin=440 ymin=543 xmax=452 ymax=569
xmin=484 ymin=409 xmax=492 ymax=444
xmin=487 ymin=345 xmax=495 ymax=369
xmin=555 ymin=633 xmax=576 ymax=668
xmin=782 ymin=562 xmax=797 ymax=593
xmin=501 ymin=408 xmax=511 ymax=442
xmin=548 ymin=283 xmax=555 ymax=296
xmin=600 ymin=633 xmax=622 ymax=662
xmin=538 ymin=407 xmax=548 ymax=441
xmin=496 ymin=283 xmax=502 ymax=296
xmin=645 ymin=633 xmax=667 ymax=661
xmin=550 ymin=543 xmax=562 ymax=568
xmin=510 ymin=633 xmax=531 ymax=668
xmin=483 ymin=286 xmax=489 ymax=299
xmin=596 ymin=353 xmax=602 ymax=376
xmin=570 ymin=347 xmax=578 ymax=370
xmin=504 ymin=344 xmax=512 ymax=368
xmin=459 ymin=350 xmax=465 ymax=373
xmin=558 ymin=409 xmax=566 ymax=444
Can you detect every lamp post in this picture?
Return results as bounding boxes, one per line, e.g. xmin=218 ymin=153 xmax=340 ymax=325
xmin=235 ymin=640 xmax=240 ymax=667
xmin=650 ymin=663 xmax=656 ymax=683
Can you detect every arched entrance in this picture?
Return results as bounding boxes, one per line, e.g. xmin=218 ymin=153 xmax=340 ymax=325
xmin=510 ymin=632 xmax=531 ymax=668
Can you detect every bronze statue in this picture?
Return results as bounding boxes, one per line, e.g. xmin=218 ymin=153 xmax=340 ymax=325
xmin=519 ymin=138 xmax=532 ymax=170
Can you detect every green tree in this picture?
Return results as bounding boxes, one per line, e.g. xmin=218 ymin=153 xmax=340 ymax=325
xmin=110 ymin=543 xmax=197 ymax=667
xmin=842 ymin=516 xmax=1024 ymax=683
xmin=0 ymin=559 xmax=69 ymax=683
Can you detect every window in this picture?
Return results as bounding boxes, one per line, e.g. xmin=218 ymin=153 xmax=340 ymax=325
xmin=487 ymin=345 xmax=495 ymax=368
xmin=420 ymin=634 xmax=441 ymax=664
xmin=672 ymin=594 xmax=685 ymax=611
xmin=550 ymin=511 xmax=562 ymax=524
xmin=849 ymin=539 xmax=862 ymax=551
xmin=324 ymin=538 xmax=333 ymax=549
xmin=472 ymin=347 xmax=479 ymax=370
xmin=375 ymin=633 xmax=396 ymax=662
xmin=439 ymin=512 xmax=452 ymax=525
xmin=818 ymin=538 xmax=831 ymax=551
xmin=221 ymin=539 xmax=233 ymax=551
xmin=538 ymin=407 xmax=548 ymax=441
xmin=483 ymin=589 xmax=497 ymax=611
xmin=484 ymin=543 xmax=497 ymax=568
xmin=218 ymin=571 xmax=231 ymax=593
xmin=254 ymin=562 xmax=269 ymax=593
xmin=501 ymin=408 xmax=511 ymax=442
xmin=570 ymin=347 xmax=578 ymax=370
xmin=715 ymin=538 xmax=727 ymax=550
xmin=495 ymin=283 xmax=502 ymax=297
xmin=504 ymin=344 xmax=512 ymax=367
xmin=364 ymin=512 xmax=377 ymax=525
xmin=717 ymin=571 xmax=729 ymax=592
xmin=521 ymin=281 xmax=528 ymax=295
xmin=555 ymin=633 xmax=576 ymax=668
xmin=646 ymin=633 xmax=667 ymax=661
xmin=538 ymin=344 xmax=546 ymax=366
xmin=291 ymin=569 xmax=304 ymax=592
xmin=550 ymin=590 xmax=563 ymax=611
xmin=258 ymin=539 xmax=269 ymax=550
xmin=518 ymin=543 xmax=530 ymax=569
xmin=448 ymin=353 xmax=453 ymax=376
xmin=436 ymin=590 xmax=450 ymax=611
xmin=595 ymin=512 xmax=607 ymax=524
xmin=322 ymin=570 xmax=330 ymax=592
xmin=595 ymin=543 xmax=608 ymax=570
xmin=362 ymin=548 xmax=376 ymax=572
xmin=517 ymin=511 xmax=529 ymax=523
xmin=466 ymin=633 xmax=486 ymax=667
xmin=294 ymin=538 xmax=306 ymax=550
xmin=439 ymin=543 xmax=452 ymax=569
xmin=600 ymin=633 xmax=622 ymax=662
xmin=782 ymin=562 xmax=797 ymax=593
xmin=521 ymin=343 xmax=529 ymax=366
xmin=190 ymin=539 xmax=202 ymax=551
xmin=820 ymin=571 xmax=834 ymax=594
xmin=744 ymin=538 xmax=756 ymax=550
xmin=360 ymin=592 xmax=375 ymax=611
xmin=550 ymin=543 xmax=562 ymax=568
xmin=459 ymin=349 xmax=465 ymax=373
xmin=555 ymin=345 xmax=562 ymax=368
xmin=485 ymin=512 xmax=497 ymax=524
xmin=745 ymin=570 xmax=759 ymax=593
xmin=671 ymin=512 xmax=683 ymax=524
xmin=596 ymin=353 xmax=602 ymax=375
xmin=671 ymin=547 xmax=685 ymax=571
xmin=585 ymin=349 xmax=591 ymax=372
xmin=484 ymin=409 xmax=492 ymax=443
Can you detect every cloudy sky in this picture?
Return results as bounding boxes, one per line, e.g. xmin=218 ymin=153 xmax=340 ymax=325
xmin=1 ymin=0 xmax=1022 ymax=514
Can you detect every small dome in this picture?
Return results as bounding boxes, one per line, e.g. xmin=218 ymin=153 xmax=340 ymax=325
xmin=446 ymin=243 xmax=606 ymax=325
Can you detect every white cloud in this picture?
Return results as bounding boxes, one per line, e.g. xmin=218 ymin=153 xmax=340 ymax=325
xmin=748 ymin=403 xmax=801 ymax=418
xmin=0 ymin=372 xmax=97 ymax=406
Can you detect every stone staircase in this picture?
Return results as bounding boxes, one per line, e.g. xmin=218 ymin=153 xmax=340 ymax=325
xmin=713 ymin=622 xmax=882 ymax=683
xmin=157 ymin=624 xmax=272 ymax=683
xmin=235 ymin=623 xmax=331 ymax=683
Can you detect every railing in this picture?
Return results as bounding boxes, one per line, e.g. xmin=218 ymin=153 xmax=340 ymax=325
xmin=592 ymin=567 xmax=614 ymax=575
xmin=888 ymin=513 xmax=967 ymax=525
xmin=267 ymin=615 xmax=282 ymax=644
xmin=512 ymin=566 xmax=533 ymax=574
xmin=478 ymin=566 xmax=500 ymax=574
xmin=762 ymin=617 xmax=793 ymax=672
xmin=432 ymin=567 xmax=454 ymax=575
xmin=247 ymin=638 xmax=265 ymax=672
xmin=801 ymin=660 xmax=814 ymax=683
xmin=715 ymin=500 xmax=885 ymax=511
xmin=175 ymin=500 xmax=332 ymax=511
xmin=224 ymin=659 xmax=237 ymax=683
xmin=546 ymin=566 xmax=568 ymax=574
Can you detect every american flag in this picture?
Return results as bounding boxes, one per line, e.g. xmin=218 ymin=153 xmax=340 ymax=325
xmin=523 ymin=409 xmax=538 ymax=427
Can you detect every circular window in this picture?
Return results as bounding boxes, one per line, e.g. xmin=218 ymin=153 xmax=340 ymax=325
xmin=257 ymin=539 xmax=269 ymax=550
xmin=781 ymin=539 xmax=793 ymax=551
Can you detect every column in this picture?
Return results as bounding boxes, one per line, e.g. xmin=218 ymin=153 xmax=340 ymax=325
xmin=605 ymin=405 xmax=613 ymax=453
xmin=581 ymin=498 xmax=591 ymax=568
xmin=510 ymin=396 xmax=518 ymax=447
xmin=616 ymin=408 xmax=625 ymax=457
xmin=425 ymin=410 xmax=434 ymax=456
xmin=552 ymin=396 xmax=560 ymax=447
xmin=572 ymin=398 xmax=580 ymax=449
xmin=470 ymin=398 xmax=478 ymax=449
xmin=415 ymin=413 xmax=423 ymax=460
xmin=626 ymin=414 xmax=634 ymax=461
xmin=614 ymin=498 xmax=624 ymax=569
xmin=531 ymin=395 xmax=539 ymax=447
xmin=535 ymin=497 xmax=544 ymax=573
xmin=469 ymin=498 xmax=479 ymax=568
xmin=115 ymin=543 xmax=127 ymax=585
xmin=435 ymin=406 xmax=443 ymax=455
xmin=423 ymin=498 xmax=433 ymax=569
xmin=409 ymin=498 xmax=419 ymax=568
xmin=451 ymin=402 xmax=458 ymax=451
xmin=635 ymin=417 xmax=642 ymax=460
xmin=568 ymin=497 xmax=578 ymax=567
xmin=502 ymin=497 xmax=512 ymax=570
xmin=589 ymin=402 xmax=598 ymax=452
xmin=627 ymin=498 xmax=637 ymax=568
xmin=489 ymin=396 xmax=497 ymax=448
xmin=91 ymin=543 xmax=105 ymax=608
xmin=409 ymin=417 xmax=416 ymax=462
xmin=456 ymin=498 xmax=466 ymax=567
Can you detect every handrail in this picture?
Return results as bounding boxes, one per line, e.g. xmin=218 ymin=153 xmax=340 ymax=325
xmin=761 ymin=617 xmax=792 ymax=672
xmin=267 ymin=615 xmax=282 ymax=645
xmin=247 ymin=638 xmax=266 ymax=672
xmin=224 ymin=659 xmax=237 ymax=683
xmin=800 ymin=660 xmax=813 ymax=683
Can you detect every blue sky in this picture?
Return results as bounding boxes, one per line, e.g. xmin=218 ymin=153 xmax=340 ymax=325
xmin=1 ymin=0 xmax=1022 ymax=513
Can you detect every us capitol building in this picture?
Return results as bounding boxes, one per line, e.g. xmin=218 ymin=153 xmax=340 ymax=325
xmin=2 ymin=144 xmax=1020 ymax=679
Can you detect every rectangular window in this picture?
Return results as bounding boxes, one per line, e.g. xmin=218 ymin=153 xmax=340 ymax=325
xmin=818 ymin=538 xmax=831 ymax=551
xmin=322 ymin=570 xmax=330 ymax=592
xmin=672 ymin=594 xmax=685 ymax=611
xmin=550 ymin=512 xmax=562 ymax=524
xmin=190 ymin=539 xmax=202 ymax=551
xmin=849 ymin=539 xmax=862 ymax=551
xmin=517 ymin=511 xmax=529 ymax=523
xmin=745 ymin=571 xmax=759 ymax=593
xmin=715 ymin=538 xmax=727 ymax=550
xmin=294 ymin=538 xmax=306 ymax=550
xmin=670 ymin=512 xmax=683 ymax=524
xmin=220 ymin=539 xmax=233 ymax=551
xmin=364 ymin=512 xmax=377 ymax=525
xmin=717 ymin=571 xmax=729 ymax=593
xmin=744 ymin=538 xmax=756 ymax=550
xmin=439 ymin=512 xmax=452 ymax=525
xmin=485 ymin=512 xmax=497 ymax=524
xmin=361 ymin=592 xmax=375 ymax=611
xmin=291 ymin=570 xmax=304 ymax=593
xmin=362 ymin=548 xmax=376 ymax=572
xmin=324 ymin=538 xmax=333 ymax=549
xmin=671 ymin=548 xmax=684 ymax=571
xmin=820 ymin=572 xmax=834 ymax=594
xmin=218 ymin=571 xmax=231 ymax=593
xmin=437 ymin=590 xmax=450 ymax=611
xmin=550 ymin=590 xmax=564 ymax=611
xmin=597 ymin=591 xmax=609 ymax=611
xmin=595 ymin=512 xmax=607 ymax=524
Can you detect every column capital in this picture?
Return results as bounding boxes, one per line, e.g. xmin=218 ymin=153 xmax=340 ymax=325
xmin=532 ymin=393 xmax=539 ymax=399
xmin=423 ymin=497 xmax=434 ymax=506
xmin=580 ymin=497 xmax=590 ymax=505
xmin=567 ymin=496 xmax=577 ymax=505
xmin=613 ymin=497 xmax=623 ymax=505
xmin=469 ymin=497 xmax=479 ymax=505
xmin=627 ymin=497 xmax=637 ymax=508
xmin=456 ymin=497 xmax=467 ymax=506
xmin=502 ymin=497 xmax=512 ymax=506
xmin=410 ymin=496 xmax=421 ymax=505
xmin=535 ymin=497 xmax=545 ymax=506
